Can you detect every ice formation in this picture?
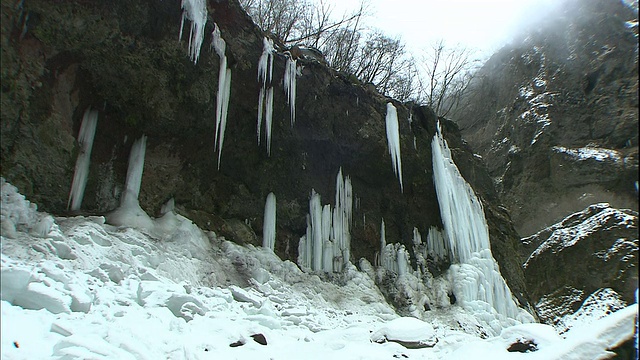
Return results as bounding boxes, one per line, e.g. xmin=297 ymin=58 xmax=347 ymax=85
xmin=385 ymin=103 xmax=403 ymax=192
xmin=212 ymin=24 xmax=232 ymax=169
xmin=179 ymin=0 xmax=207 ymax=63
xmin=431 ymin=122 xmax=529 ymax=329
xmin=107 ymin=135 xmax=154 ymax=230
xmin=257 ymin=37 xmax=275 ymax=155
xmin=298 ymin=169 xmax=352 ymax=272
xmin=262 ymin=192 xmax=277 ymax=251
xmin=67 ymin=109 xmax=98 ymax=211
xmin=283 ymin=53 xmax=297 ymax=126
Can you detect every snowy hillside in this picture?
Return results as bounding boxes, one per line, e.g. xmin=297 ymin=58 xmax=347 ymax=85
xmin=1 ymin=179 xmax=637 ymax=359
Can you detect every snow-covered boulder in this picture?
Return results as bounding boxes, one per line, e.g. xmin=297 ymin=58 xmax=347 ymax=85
xmin=371 ymin=317 xmax=437 ymax=348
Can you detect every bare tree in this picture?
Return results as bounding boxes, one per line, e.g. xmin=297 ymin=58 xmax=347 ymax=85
xmin=420 ymin=40 xmax=477 ymax=117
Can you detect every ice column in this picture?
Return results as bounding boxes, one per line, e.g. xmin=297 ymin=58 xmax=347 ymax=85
xmin=212 ymin=24 xmax=232 ymax=169
xmin=67 ymin=108 xmax=98 ymax=211
xmin=431 ymin=122 xmax=524 ymax=326
xmin=284 ymin=53 xmax=298 ymax=126
xmin=257 ymin=37 xmax=275 ymax=155
xmin=298 ymin=168 xmax=353 ymax=272
xmin=263 ymin=192 xmax=276 ymax=251
xmin=123 ymin=135 xmax=147 ymax=204
xmin=179 ymin=0 xmax=207 ymax=63
xmin=385 ymin=103 xmax=403 ymax=192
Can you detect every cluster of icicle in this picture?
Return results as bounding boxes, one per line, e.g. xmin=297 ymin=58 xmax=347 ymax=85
xmin=179 ymin=0 xmax=207 ymax=64
xmin=377 ymin=219 xmax=411 ymax=276
xmin=385 ymin=103 xmax=403 ymax=192
xmin=257 ymin=37 xmax=275 ymax=155
xmin=283 ymin=52 xmax=297 ymax=126
xmin=431 ymin=121 xmax=525 ymax=325
xmin=298 ymin=168 xmax=353 ymax=272
xmin=67 ymin=109 xmax=98 ymax=211
xmin=212 ymin=24 xmax=232 ymax=169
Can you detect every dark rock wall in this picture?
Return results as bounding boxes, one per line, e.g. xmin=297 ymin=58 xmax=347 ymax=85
xmin=1 ymin=0 xmax=531 ymax=308
xmin=456 ymin=0 xmax=639 ymax=236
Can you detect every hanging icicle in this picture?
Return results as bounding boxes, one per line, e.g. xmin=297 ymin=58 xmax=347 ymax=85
xmin=385 ymin=103 xmax=403 ymax=192
xmin=212 ymin=24 xmax=232 ymax=169
xmin=283 ymin=53 xmax=298 ymax=127
xmin=67 ymin=109 xmax=99 ymax=211
xmin=257 ymin=37 xmax=275 ymax=154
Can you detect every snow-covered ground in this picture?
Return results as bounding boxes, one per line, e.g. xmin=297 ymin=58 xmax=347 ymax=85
xmin=1 ymin=179 xmax=637 ymax=359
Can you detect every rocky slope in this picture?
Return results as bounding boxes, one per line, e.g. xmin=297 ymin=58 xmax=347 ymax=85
xmin=520 ymin=203 xmax=637 ymax=327
xmin=456 ymin=0 xmax=639 ymax=236
xmin=0 ymin=0 xmax=532 ymax=311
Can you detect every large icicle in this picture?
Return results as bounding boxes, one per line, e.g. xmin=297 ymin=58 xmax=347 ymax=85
xmin=212 ymin=25 xmax=232 ymax=169
xmin=257 ymin=37 xmax=275 ymax=154
xmin=67 ymin=109 xmax=98 ymax=211
xmin=431 ymin=122 xmax=531 ymax=331
xmin=283 ymin=53 xmax=298 ymax=126
xmin=385 ymin=103 xmax=403 ymax=192
xmin=123 ymin=135 xmax=147 ymax=204
xmin=179 ymin=0 xmax=207 ymax=64
xmin=262 ymin=192 xmax=277 ymax=251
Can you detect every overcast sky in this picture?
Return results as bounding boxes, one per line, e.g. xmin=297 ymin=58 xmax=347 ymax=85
xmin=334 ymin=0 xmax=563 ymax=58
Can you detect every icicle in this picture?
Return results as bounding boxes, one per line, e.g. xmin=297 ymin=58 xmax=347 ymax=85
xmin=310 ymin=190 xmax=323 ymax=271
xmin=412 ymin=227 xmax=422 ymax=245
xmin=284 ymin=53 xmax=298 ymax=126
xmin=385 ymin=103 xmax=403 ymax=192
xmin=179 ymin=0 xmax=207 ymax=63
xmin=123 ymin=135 xmax=147 ymax=205
xmin=431 ymin=121 xmax=526 ymax=326
xmin=212 ymin=25 xmax=232 ymax=169
xmin=380 ymin=218 xmax=386 ymax=253
xmin=257 ymin=37 xmax=275 ymax=153
xmin=67 ymin=109 xmax=98 ymax=211
xmin=263 ymin=192 xmax=276 ymax=251
xmin=397 ymin=245 xmax=410 ymax=276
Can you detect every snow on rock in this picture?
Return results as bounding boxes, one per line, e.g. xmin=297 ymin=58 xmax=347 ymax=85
xmin=371 ymin=317 xmax=437 ymax=348
xmin=523 ymin=203 xmax=637 ymax=267
xmin=552 ymin=145 xmax=622 ymax=163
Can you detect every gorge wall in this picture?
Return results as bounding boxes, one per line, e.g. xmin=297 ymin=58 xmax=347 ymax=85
xmin=0 ymin=0 xmax=532 ymax=308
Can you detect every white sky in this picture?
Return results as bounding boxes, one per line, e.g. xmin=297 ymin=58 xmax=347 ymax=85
xmin=334 ymin=0 xmax=563 ymax=58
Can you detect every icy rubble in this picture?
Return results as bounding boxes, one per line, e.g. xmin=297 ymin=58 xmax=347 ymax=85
xmin=2 ymin=179 xmax=638 ymax=359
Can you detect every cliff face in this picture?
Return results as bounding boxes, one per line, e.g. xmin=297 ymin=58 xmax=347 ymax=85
xmin=456 ymin=0 xmax=639 ymax=237
xmin=0 ymin=0 xmax=531 ymax=309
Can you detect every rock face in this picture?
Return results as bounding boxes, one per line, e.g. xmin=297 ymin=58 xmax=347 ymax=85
xmin=521 ymin=203 xmax=638 ymax=326
xmin=456 ymin=0 xmax=639 ymax=236
xmin=0 ymin=0 xmax=531 ymax=308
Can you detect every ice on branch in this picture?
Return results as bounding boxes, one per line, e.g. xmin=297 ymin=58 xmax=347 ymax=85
xmin=431 ymin=122 xmax=531 ymax=330
xmin=262 ymin=192 xmax=276 ymax=251
xmin=212 ymin=24 xmax=232 ymax=169
xmin=298 ymin=168 xmax=352 ymax=272
xmin=385 ymin=103 xmax=403 ymax=192
xmin=283 ymin=53 xmax=298 ymax=126
xmin=257 ymin=37 xmax=275 ymax=155
xmin=67 ymin=108 xmax=98 ymax=211
xmin=179 ymin=0 xmax=207 ymax=64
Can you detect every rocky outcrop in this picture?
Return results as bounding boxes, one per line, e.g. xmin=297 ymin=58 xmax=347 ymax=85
xmin=0 ymin=0 xmax=531 ymax=310
xmin=521 ymin=203 xmax=638 ymax=325
xmin=455 ymin=0 xmax=639 ymax=236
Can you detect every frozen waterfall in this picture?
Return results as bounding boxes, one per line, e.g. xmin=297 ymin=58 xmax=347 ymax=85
xmin=385 ymin=103 xmax=403 ymax=192
xmin=67 ymin=108 xmax=98 ymax=211
xmin=257 ymin=37 xmax=275 ymax=155
xmin=431 ymin=122 xmax=531 ymax=329
xmin=212 ymin=24 xmax=232 ymax=169
xmin=179 ymin=0 xmax=207 ymax=64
